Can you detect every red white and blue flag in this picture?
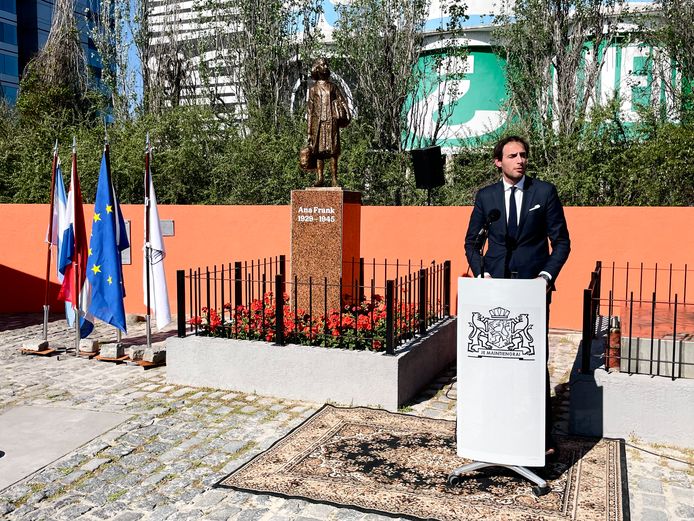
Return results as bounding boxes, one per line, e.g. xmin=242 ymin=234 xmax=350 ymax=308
xmin=45 ymin=156 xmax=77 ymax=325
xmin=57 ymin=146 xmax=93 ymax=337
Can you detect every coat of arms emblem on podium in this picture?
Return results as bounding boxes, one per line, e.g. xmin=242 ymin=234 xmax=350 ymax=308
xmin=467 ymin=307 xmax=535 ymax=359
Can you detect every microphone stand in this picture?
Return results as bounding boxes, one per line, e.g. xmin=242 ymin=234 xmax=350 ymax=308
xmin=474 ymin=225 xmax=490 ymax=278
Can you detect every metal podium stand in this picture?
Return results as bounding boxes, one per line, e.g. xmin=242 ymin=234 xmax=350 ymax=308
xmin=447 ymin=461 xmax=550 ymax=496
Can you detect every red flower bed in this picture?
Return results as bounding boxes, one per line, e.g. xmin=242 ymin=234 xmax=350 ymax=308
xmin=187 ymin=292 xmax=419 ymax=351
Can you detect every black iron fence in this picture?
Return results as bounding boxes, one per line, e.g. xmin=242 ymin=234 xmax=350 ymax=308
xmin=581 ymin=261 xmax=694 ymax=379
xmin=176 ymin=256 xmax=451 ymax=355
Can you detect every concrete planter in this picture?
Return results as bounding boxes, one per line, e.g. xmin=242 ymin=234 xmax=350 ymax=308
xmin=570 ymin=338 xmax=694 ymax=449
xmin=620 ymin=336 xmax=694 ymax=378
xmin=166 ymin=318 xmax=456 ymax=411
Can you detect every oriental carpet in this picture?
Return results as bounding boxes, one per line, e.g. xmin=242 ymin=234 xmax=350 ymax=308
xmin=218 ymin=405 xmax=627 ymax=521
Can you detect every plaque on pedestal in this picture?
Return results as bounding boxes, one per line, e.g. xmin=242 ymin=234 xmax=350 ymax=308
xmin=290 ymin=188 xmax=361 ymax=314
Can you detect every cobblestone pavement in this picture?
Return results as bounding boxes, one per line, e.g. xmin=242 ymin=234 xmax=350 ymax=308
xmin=1 ymin=315 xmax=692 ymax=520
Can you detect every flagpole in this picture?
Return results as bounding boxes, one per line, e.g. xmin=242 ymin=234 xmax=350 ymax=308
xmin=145 ymin=132 xmax=152 ymax=350
xmin=43 ymin=141 xmax=59 ymax=341
xmin=72 ymin=137 xmax=80 ymax=356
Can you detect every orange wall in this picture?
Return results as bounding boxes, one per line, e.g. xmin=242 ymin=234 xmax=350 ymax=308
xmin=1 ymin=204 xmax=692 ymax=331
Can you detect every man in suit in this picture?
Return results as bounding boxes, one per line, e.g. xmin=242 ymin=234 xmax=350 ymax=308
xmin=464 ymin=135 xmax=571 ymax=458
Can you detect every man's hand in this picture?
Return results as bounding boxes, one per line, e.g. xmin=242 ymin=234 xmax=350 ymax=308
xmin=537 ymin=273 xmax=551 ymax=292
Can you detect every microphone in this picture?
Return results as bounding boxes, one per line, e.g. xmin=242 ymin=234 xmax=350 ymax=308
xmin=486 ymin=208 xmax=501 ymax=225
xmin=477 ymin=209 xmax=501 ymax=237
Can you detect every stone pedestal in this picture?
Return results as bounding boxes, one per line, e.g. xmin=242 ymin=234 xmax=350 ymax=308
xmin=127 ymin=345 xmax=145 ymax=360
xmin=100 ymin=343 xmax=124 ymax=359
xmin=79 ymin=339 xmax=100 ymax=353
xmin=290 ymin=188 xmax=361 ymax=314
xmin=22 ymin=339 xmax=49 ymax=352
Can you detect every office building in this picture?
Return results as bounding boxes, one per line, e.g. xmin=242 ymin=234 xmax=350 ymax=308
xmin=0 ymin=0 xmax=105 ymax=104
xmin=0 ymin=0 xmax=18 ymax=103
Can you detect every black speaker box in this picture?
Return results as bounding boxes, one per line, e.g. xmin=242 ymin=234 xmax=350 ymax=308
xmin=411 ymin=145 xmax=445 ymax=189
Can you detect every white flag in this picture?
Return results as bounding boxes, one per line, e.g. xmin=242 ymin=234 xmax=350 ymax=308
xmin=143 ymin=174 xmax=171 ymax=330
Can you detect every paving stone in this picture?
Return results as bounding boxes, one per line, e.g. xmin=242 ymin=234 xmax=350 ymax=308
xmin=205 ymin=506 xmax=243 ymax=520
xmin=677 ymin=503 xmax=694 ymax=518
xmin=59 ymin=469 xmax=85 ymax=486
xmin=142 ymin=471 xmax=170 ymax=486
xmin=300 ymin=502 xmax=339 ymax=518
xmin=222 ymin=440 xmax=247 ymax=454
xmin=58 ymin=502 xmax=93 ymax=518
xmin=8 ymin=504 xmax=38 ymax=518
xmin=237 ymin=508 xmax=270 ymax=521
xmin=637 ymin=492 xmax=666 ymax=509
xmin=638 ymin=477 xmax=665 ymax=494
xmin=672 ymin=487 xmax=694 ymax=503
xmin=82 ymin=457 xmax=112 ymax=473
xmin=640 ymin=509 xmax=669 ymax=521
xmin=25 ymin=490 xmax=47 ymax=505
xmin=150 ymin=504 xmax=177 ymax=521
xmin=331 ymin=508 xmax=365 ymax=521
xmin=192 ymin=489 xmax=227 ymax=508
xmin=100 ymin=464 xmax=128 ymax=481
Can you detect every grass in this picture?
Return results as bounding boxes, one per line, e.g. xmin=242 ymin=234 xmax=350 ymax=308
xmin=107 ymin=489 xmax=127 ymax=502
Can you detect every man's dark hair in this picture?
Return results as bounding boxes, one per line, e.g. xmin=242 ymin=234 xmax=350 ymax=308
xmin=493 ymin=135 xmax=530 ymax=161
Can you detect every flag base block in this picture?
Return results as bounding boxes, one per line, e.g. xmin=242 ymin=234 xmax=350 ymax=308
xmin=22 ymin=339 xmax=49 ymax=351
xmin=127 ymin=346 xmax=145 ymax=360
xmin=143 ymin=348 xmax=165 ymax=364
xmin=79 ymin=339 xmax=100 ymax=353
xmin=99 ymin=343 xmax=125 ymax=359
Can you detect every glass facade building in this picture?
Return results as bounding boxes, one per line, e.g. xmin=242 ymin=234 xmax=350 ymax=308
xmin=0 ymin=0 xmax=103 ymax=104
xmin=0 ymin=0 xmax=18 ymax=103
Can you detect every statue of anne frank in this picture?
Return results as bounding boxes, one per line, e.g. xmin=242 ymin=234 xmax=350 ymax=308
xmin=306 ymin=57 xmax=351 ymax=187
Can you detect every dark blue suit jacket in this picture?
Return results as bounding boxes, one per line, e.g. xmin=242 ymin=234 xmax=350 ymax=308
xmin=464 ymin=177 xmax=570 ymax=283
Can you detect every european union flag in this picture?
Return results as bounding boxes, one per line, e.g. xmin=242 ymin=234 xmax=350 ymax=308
xmin=86 ymin=147 xmax=129 ymax=332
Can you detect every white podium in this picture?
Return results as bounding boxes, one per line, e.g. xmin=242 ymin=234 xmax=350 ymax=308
xmin=448 ymin=277 xmax=549 ymax=495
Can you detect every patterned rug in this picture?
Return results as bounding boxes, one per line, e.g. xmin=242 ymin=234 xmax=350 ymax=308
xmin=219 ymin=405 xmax=627 ymax=521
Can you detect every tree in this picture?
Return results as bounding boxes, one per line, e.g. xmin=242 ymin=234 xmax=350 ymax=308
xmin=331 ymin=0 xmax=429 ymax=152
xmin=193 ymin=0 xmax=321 ymax=132
xmin=90 ymin=0 xmax=137 ymax=120
xmin=637 ymin=0 xmax=694 ymax=124
xmin=494 ymin=0 xmax=623 ymax=157
xmin=132 ymin=0 xmax=199 ymax=114
xmin=25 ymin=0 xmax=87 ymax=96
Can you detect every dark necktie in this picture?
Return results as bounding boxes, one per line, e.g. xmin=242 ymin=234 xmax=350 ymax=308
xmin=508 ymin=186 xmax=518 ymax=239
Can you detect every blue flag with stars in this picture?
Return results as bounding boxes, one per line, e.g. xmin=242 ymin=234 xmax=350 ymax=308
xmin=86 ymin=149 xmax=129 ymax=332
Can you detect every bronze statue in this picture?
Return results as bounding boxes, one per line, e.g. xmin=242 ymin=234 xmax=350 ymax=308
xmin=306 ymin=57 xmax=351 ymax=187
